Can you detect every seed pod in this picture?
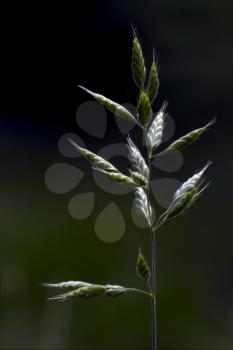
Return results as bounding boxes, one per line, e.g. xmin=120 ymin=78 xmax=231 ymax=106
xmin=127 ymin=137 xmax=149 ymax=180
xmin=130 ymin=171 xmax=148 ymax=188
xmin=147 ymin=52 xmax=159 ymax=103
xmin=157 ymin=162 xmax=211 ymax=228
xmin=145 ymin=102 xmax=167 ymax=157
xmin=131 ymin=29 xmax=146 ymax=89
xmin=69 ymin=140 xmax=118 ymax=173
xmin=164 ymin=119 xmax=216 ymax=153
xmin=136 ymin=248 xmax=151 ymax=282
xmin=137 ymin=90 xmax=153 ymax=125
xmin=79 ymin=86 xmax=135 ymax=121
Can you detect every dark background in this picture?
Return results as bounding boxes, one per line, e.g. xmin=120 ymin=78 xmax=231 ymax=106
xmin=1 ymin=1 xmax=233 ymax=349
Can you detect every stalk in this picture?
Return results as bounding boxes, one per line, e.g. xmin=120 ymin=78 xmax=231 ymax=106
xmin=150 ymin=228 xmax=156 ymax=350
xmin=147 ymin=184 xmax=157 ymax=350
xmin=144 ymin=127 xmax=157 ymax=350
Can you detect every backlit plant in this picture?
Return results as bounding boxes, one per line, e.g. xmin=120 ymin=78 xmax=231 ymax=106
xmin=43 ymin=28 xmax=214 ymax=350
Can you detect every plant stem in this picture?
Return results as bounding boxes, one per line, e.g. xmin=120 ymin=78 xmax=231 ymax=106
xmin=144 ymin=142 xmax=157 ymax=350
xmin=150 ymin=229 xmax=156 ymax=350
xmin=146 ymin=188 xmax=156 ymax=350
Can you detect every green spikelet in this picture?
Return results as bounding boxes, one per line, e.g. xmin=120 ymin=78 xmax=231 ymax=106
xmin=103 ymin=171 xmax=139 ymax=188
xmin=131 ymin=29 xmax=146 ymax=89
xmin=43 ymin=280 xmax=151 ymax=301
xmin=136 ymin=248 xmax=151 ymax=282
xmin=79 ymin=86 xmax=135 ymax=121
xmin=76 ymin=285 xmax=106 ymax=298
xmin=156 ymin=162 xmax=211 ymax=228
xmin=147 ymin=52 xmax=159 ymax=103
xmin=69 ymin=140 xmax=118 ymax=173
xmin=130 ymin=171 xmax=148 ymax=188
xmin=104 ymin=287 xmax=127 ymax=297
xmin=164 ymin=119 xmax=216 ymax=153
xmin=69 ymin=140 xmax=143 ymax=189
xmin=137 ymin=90 xmax=153 ymax=125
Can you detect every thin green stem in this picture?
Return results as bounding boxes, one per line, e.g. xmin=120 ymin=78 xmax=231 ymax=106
xmin=146 ymin=186 xmax=156 ymax=350
xmin=150 ymin=228 xmax=156 ymax=350
xmin=129 ymin=288 xmax=153 ymax=297
xmin=143 ymin=125 xmax=157 ymax=350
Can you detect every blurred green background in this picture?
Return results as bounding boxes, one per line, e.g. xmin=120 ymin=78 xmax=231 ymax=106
xmin=1 ymin=1 xmax=233 ymax=349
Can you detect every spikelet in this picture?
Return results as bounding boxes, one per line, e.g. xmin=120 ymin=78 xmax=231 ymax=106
xmin=131 ymin=29 xmax=146 ymax=89
xmin=136 ymin=248 xmax=151 ymax=282
xmin=135 ymin=187 xmax=152 ymax=227
xmin=69 ymin=139 xmax=118 ymax=173
xmin=102 ymin=170 xmax=139 ymax=188
xmin=70 ymin=140 xmax=143 ymax=188
xmin=147 ymin=51 xmax=159 ymax=103
xmin=164 ymin=119 xmax=216 ymax=153
xmin=104 ymin=285 xmax=128 ymax=297
xmin=127 ymin=137 xmax=149 ymax=180
xmin=137 ymin=90 xmax=153 ymax=125
xmin=130 ymin=171 xmax=148 ymax=188
xmin=42 ymin=281 xmax=91 ymax=289
xmin=79 ymin=86 xmax=135 ymax=121
xmin=156 ymin=162 xmax=211 ymax=228
xmin=43 ymin=281 xmax=149 ymax=301
xmin=48 ymin=285 xmax=106 ymax=301
xmin=145 ymin=102 xmax=167 ymax=158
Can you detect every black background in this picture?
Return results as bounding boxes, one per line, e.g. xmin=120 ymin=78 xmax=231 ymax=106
xmin=1 ymin=1 xmax=233 ymax=349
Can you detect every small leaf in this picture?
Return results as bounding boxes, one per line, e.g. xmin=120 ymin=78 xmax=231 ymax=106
xmin=147 ymin=51 xmax=159 ymax=103
xmin=164 ymin=119 xmax=216 ymax=153
xmin=131 ymin=29 xmax=146 ymax=89
xmin=137 ymin=90 xmax=153 ymax=125
xmin=79 ymin=86 xmax=135 ymax=121
xmin=136 ymin=248 xmax=151 ymax=282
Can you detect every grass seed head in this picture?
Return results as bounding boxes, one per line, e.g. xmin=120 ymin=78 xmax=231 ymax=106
xmin=137 ymin=90 xmax=153 ymax=125
xmin=127 ymin=137 xmax=149 ymax=179
xmin=42 ymin=281 xmax=91 ymax=289
xmin=69 ymin=140 xmax=118 ymax=173
xmin=44 ymin=281 xmax=144 ymax=301
xmin=145 ymin=102 xmax=167 ymax=157
xmin=135 ymin=187 xmax=152 ymax=227
xmin=147 ymin=53 xmax=159 ymax=103
xmin=157 ymin=162 xmax=211 ymax=227
xmin=103 ymin=170 xmax=140 ymax=188
xmin=165 ymin=118 xmax=216 ymax=153
xmin=131 ymin=29 xmax=146 ymax=89
xmin=79 ymin=86 xmax=136 ymax=121
xmin=130 ymin=171 xmax=148 ymax=188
